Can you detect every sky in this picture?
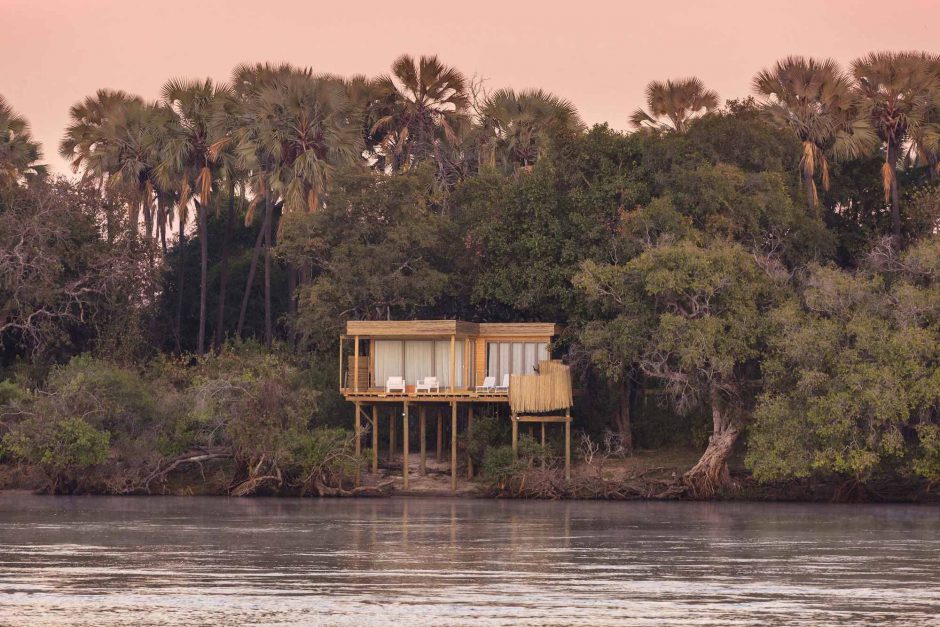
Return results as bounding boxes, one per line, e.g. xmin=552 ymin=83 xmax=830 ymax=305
xmin=2 ymin=0 xmax=939 ymax=174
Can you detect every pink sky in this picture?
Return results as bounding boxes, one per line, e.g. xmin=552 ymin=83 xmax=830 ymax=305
xmin=2 ymin=0 xmax=938 ymax=174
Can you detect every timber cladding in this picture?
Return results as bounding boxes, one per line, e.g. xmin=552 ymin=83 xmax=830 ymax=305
xmin=345 ymin=320 xmax=559 ymax=338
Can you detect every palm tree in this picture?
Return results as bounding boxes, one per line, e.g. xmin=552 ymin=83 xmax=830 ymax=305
xmin=753 ymin=56 xmax=876 ymax=216
xmin=480 ymin=88 xmax=584 ymax=171
xmin=60 ymin=91 xmax=168 ymax=243
xmin=371 ymin=54 xmax=469 ymax=171
xmin=0 ymin=95 xmax=45 ymax=190
xmin=630 ymin=77 xmax=719 ymax=133
xmin=158 ymin=78 xmax=233 ymax=355
xmin=851 ymin=51 xmax=940 ymax=244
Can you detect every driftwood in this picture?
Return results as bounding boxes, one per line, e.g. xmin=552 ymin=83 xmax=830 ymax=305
xmin=314 ymin=479 xmax=395 ymax=497
xmin=142 ymin=448 xmax=233 ymax=493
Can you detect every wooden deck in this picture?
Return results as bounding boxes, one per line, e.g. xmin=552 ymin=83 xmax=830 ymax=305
xmin=340 ymin=388 xmax=509 ymax=403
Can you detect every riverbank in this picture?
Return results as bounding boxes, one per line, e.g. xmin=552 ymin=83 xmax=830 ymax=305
xmin=5 ymin=447 xmax=939 ymax=503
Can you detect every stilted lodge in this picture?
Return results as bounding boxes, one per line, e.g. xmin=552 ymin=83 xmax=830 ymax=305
xmin=339 ymin=320 xmax=574 ymax=489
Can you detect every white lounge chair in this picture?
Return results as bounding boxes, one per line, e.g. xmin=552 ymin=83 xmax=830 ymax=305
xmin=415 ymin=376 xmax=440 ymax=394
xmin=475 ymin=376 xmax=496 ymax=393
xmin=495 ymin=373 xmax=510 ymax=392
xmin=385 ymin=376 xmax=406 ymax=394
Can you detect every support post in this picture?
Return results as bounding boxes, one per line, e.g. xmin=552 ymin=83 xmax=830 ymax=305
xmin=338 ymin=336 xmax=344 ymax=390
xmin=419 ymin=406 xmax=427 ymax=476
xmin=371 ymin=405 xmax=378 ymax=473
xmin=541 ymin=421 xmax=546 ymax=469
xmin=466 ymin=405 xmax=474 ymax=479
xmin=565 ymin=408 xmax=571 ymax=481
xmin=403 ymin=403 xmax=409 ymax=489
xmin=436 ymin=411 xmax=443 ymax=462
xmin=354 ymin=401 xmax=361 ymax=485
xmin=451 ymin=401 xmax=458 ymax=491
xmin=389 ymin=406 xmax=396 ymax=462
xmin=353 ymin=335 xmax=360 ymax=392
xmin=511 ymin=412 xmax=518 ymax=458
xmin=450 ymin=335 xmax=456 ymax=393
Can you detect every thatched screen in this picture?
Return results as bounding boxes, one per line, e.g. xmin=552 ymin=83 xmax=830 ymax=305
xmin=509 ymin=360 xmax=573 ymax=413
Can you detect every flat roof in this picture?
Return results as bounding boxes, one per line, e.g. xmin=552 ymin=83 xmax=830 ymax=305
xmin=344 ymin=320 xmax=560 ymax=338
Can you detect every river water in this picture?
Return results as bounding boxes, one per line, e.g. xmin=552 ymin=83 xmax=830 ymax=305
xmin=0 ymin=496 xmax=938 ymax=625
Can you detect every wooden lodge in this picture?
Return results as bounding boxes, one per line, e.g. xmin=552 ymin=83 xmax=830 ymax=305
xmin=339 ymin=320 xmax=574 ymax=489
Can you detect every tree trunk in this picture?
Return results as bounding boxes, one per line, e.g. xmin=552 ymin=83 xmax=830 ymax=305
xmin=196 ymin=200 xmax=208 ymax=355
xmin=683 ymin=384 xmax=740 ymax=498
xmin=888 ymin=143 xmax=902 ymax=247
xmin=214 ymin=179 xmax=236 ymax=351
xmin=174 ymin=228 xmax=186 ymax=354
xmin=803 ymin=169 xmax=817 ymax=218
xmin=236 ymin=198 xmax=271 ymax=339
xmin=613 ymin=376 xmax=634 ymax=453
xmin=263 ymin=196 xmax=273 ymax=348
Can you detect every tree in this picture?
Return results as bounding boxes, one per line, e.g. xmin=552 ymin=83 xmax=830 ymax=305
xmin=754 ymin=56 xmax=875 ymax=215
xmin=630 ymin=78 xmax=719 ymax=133
xmin=747 ymin=238 xmax=940 ymax=490
xmin=575 ymin=239 xmax=779 ymax=496
xmin=371 ymin=54 xmax=469 ymax=172
xmin=851 ymin=51 xmax=940 ymax=244
xmin=0 ymin=95 xmax=45 ymax=190
xmin=159 ymin=78 xmax=232 ymax=354
xmin=479 ymin=88 xmax=584 ymax=171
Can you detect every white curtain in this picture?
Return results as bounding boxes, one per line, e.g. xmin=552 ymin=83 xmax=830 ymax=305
xmin=434 ymin=340 xmax=464 ymax=388
xmin=374 ymin=340 xmax=403 ymax=387
xmin=405 ymin=341 xmax=434 ymax=385
xmin=537 ymin=342 xmax=549 ymax=364
xmin=524 ymin=343 xmax=538 ymax=374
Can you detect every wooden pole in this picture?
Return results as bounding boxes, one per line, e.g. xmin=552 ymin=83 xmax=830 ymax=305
xmin=403 ymin=402 xmax=409 ymax=489
xmin=450 ymin=335 xmax=456 ymax=393
xmin=451 ymin=401 xmax=457 ymax=491
xmin=436 ymin=411 xmax=443 ymax=462
xmin=466 ymin=405 xmax=474 ymax=479
xmin=389 ymin=406 xmax=396 ymax=462
xmin=511 ymin=412 xmax=518 ymax=458
xmin=419 ymin=406 xmax=427 ymax=476
xmin=338 ymin=336 xmax=344 ymax=390
xmin=541 ymin=421 xmax=546 ymax=469
xmin=354 ymin=401 xmax=361 ymax=485
xmin=565 ymin=408 xmax=571 ymax=481
xmin=371 ymin=405 xmax=378 ymax=473
xmin=353 ymin=335 xmax=360 ymax=392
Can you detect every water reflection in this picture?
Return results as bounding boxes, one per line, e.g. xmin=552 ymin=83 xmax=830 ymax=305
xmin=0 ymin=496 xmax=938 ymax=625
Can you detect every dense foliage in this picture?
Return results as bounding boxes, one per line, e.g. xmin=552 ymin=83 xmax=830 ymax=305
xmin=1 ymin=51 xmax=940 ymax=498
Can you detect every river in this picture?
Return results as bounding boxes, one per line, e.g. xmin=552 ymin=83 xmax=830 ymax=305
xmin=0 ymin=495 xmax=938 ymax=625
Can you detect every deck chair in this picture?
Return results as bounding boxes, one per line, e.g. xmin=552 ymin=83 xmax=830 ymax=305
xmin=415 ymin=376 xmax=440 ymax=394
xmin=495 ymin=373 xmax=510 ymax=392
xmin=385 ymin=376 xmax=406 ymax=394
xmin=475 ymin=376 xmax=496 ymax=392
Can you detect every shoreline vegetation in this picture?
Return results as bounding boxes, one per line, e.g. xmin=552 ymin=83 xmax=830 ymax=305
xmin=2 ymin=52 xmax=940 ymax=503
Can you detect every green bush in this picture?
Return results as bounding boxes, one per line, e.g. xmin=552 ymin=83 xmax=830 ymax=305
xmin=3 ymin=417 xmax=109 ymax=491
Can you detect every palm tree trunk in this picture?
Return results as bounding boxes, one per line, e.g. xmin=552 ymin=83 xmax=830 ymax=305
xmin=214 ymin=179 xmax=236 ymax=351
xmin=803 ymin=170 xmax=817 ymax=217
xmin=174 ymin=228 xmax=187 ymax=354
xmin=263 ymin=195 xmax=273 ymax=348
xmin=197 ymin=200 xmax=209 ymax=355
xmin=236 ymin=201 xmax=269 ymax=339
xmin=888 ymin=143 xmax=902 ymax=246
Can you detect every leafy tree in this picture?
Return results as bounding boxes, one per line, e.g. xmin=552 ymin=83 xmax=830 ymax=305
xmin=851 ymin=51 xmax=940 ymax=244
xmin=754 ymin=56 xmax=875 ymax=215
xmin=0 ymin=95 xmax=45 ymax=190
xmin=630 ymin=77 xmax=719 ymax=133
xmin=748 ymin=238 xmax=940 ymax=487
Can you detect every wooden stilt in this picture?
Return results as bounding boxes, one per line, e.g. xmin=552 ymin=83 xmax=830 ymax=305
xmin=403 ymin=403 xmax=409 ymax=490
xmin=371 ymin=405 xmax=378 ymax=473
xmin=354 ymin=401 xmax=361 ymax=485
xmin=565 ymin=408 xmax=571 ymax=481
xmin=511 ymin=412 xmax=518 ymax=458
xmin=389 ymin=407 xmax=396 ymax=462
xmin=541 ymin=421 xmax=546 ymax=469
xmin=419 ymin=406 xmax=427 ymax=476
xmin=451 ymin=401 xmax=458 ymax=491
xmin=436 ymin=411 xmax=443 ymax=462
xmin=466 ymin=405 xmax=474 ymax=479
